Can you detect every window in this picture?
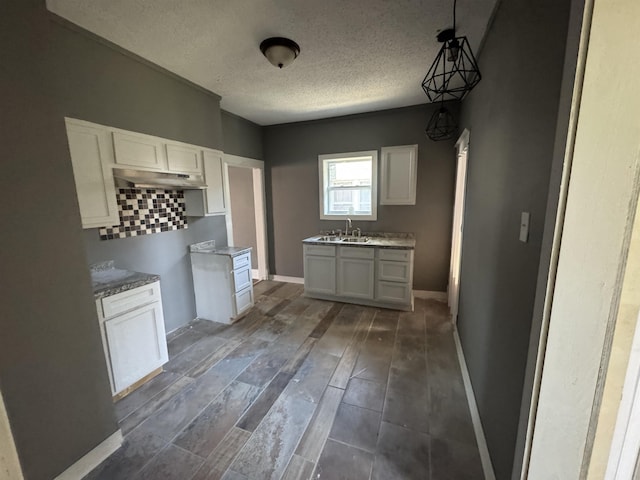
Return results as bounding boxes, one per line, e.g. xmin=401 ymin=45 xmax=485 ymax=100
xmin=319 ymin=150 xmax=378 ymax=220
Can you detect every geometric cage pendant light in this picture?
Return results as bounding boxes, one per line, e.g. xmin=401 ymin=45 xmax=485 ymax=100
xmin=421 ymin=0 xmax=481 ymax=102
xmin=426 ymin=103 xmax=457 ymax=141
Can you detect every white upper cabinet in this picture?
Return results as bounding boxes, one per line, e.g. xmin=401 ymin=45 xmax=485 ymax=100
xmin=65 ymin=119 xmax=120 ymax=228
xmin=166 ymin=143 xmax=202 ymax=173
xmin=112 ymin=131 xmax=166 ymax=170
xmin=203 ymin=149 xmax=226 ymax=213
xmin=184 ymin=149 xmax=226 ymax=216
xmin=380 ymin=145 xmax=418 ymax=205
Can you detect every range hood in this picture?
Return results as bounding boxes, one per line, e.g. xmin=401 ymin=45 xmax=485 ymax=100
xmin=113 ymin=168 xmax=207 ymax=190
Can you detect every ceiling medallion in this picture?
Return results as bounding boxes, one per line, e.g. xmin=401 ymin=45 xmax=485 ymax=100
xmin=260 ymin=37 xmax=300 ymax=69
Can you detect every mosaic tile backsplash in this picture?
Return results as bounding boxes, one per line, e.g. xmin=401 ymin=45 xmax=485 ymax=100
xmin=99 ymin=188 xmax=187 ymax=240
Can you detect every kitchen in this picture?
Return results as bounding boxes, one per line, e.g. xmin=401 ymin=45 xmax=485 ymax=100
xmin=1 ymin=0 xmax=583 ymax=479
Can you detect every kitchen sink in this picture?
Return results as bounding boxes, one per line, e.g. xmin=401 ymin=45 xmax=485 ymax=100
xmin=317 ymin=235 xmax=340 ymax=242
xmin=341 ymin=236 xmax=370 ymax=243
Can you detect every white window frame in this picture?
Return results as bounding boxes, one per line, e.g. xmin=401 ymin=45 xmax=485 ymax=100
xmin=318 ymin=150 xmax=378 ymax=221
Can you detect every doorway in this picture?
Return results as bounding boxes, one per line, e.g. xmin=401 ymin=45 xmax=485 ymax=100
xmin=448 ymin=129 xmax=470 ymax=324
xmin=223 ymin=154 xmax=269 ymax=281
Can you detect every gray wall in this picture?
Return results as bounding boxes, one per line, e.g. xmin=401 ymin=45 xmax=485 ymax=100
xmin=263 ymin=104 xmax=458 ymax=291
xmin=228 ymin=166 xmax=259 ymax=268
xmin=0 ymin=3 xmax=226 ymax=479
xmin=222 ymin=110 xmax=264 ymax=160
xmin=456 ymin=0 xmax=572 ymax=477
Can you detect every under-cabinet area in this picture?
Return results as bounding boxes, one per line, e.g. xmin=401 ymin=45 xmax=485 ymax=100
xmin=302 ymin=235 xmax=415 ymax=311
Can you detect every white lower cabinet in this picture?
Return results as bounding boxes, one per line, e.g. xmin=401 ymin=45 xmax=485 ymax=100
xmin=191 ymin=250 xmax=254 ymax=324
xmin=338 ymin=257 xmax=374 ymax=298
xmin=304 ymin=245 xmax=336 ymax=295
xmin=96 ymin=280 xmax=168 ymax=396
xmin=303 ymin=243 xmax=414 ymax=311
xmin=337 ymin=247 xmax=374 ymax=299
xmin=105 ymin=302 xmax=167 ymax=393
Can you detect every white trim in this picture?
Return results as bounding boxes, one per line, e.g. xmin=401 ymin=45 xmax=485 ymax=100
xmin=252 ymin=268 xmax=260 ymax=280
xmin=223 ymin=154 xmax=269 ymax=281
xmin=449 ymin=129 xmax=470 ymax=325
xmin=270 ymin=275 xmax=304 ymax=284
xmin=413 ymin=290 xmax=448 ymax=301
xmin=453 ymin=330 xmax=497 ymax=480
xmin=0 ymin=390 xmax=23 ymax=480
xmin=54 ymin=430 xmax=122 ymax=480
xmin=605 ymin=309 xmax=640 ymax=479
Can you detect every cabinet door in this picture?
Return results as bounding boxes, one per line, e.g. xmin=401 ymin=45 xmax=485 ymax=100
xmin=304 ymin=255 xmax=336 ymax=295
xmin=105 ymin=302 xmax=168 ymax=393
xmin=112 ymin=131 xmax=166 ymax=170
xmin=65 ymin=120 xmax=119 ymax=228
xmin=380 ymin=145 xmax=418 ymax=205
xmin=337 ymin=258 xmax=374 ymax=299
xmin=203 ymin=149 xmax=226 ymax=214
xmin=166 ymin=143 xmax=202 ymax=174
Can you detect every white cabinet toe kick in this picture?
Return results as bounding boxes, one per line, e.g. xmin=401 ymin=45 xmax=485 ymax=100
xmin=303 ymin=243 xmax=414 ymax=311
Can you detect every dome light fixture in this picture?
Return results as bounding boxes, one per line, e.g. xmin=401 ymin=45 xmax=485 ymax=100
xmin=421 ymin=0 xmax=481 ymax=102
xmin=426 ymin=104 xmax=457 ymax=141
xmin=260 ymin=37 xmax=300 ymax=69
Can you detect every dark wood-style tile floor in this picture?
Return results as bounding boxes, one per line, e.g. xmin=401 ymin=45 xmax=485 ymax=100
xmin=84 ymin=281 xmax=484 ymax=480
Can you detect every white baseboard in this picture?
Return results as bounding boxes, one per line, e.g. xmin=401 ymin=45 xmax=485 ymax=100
xmin=453 ymin=330 xmax=497 ymax=480
xmin=54 ymin=430 xmax=123 ymax=480
xmin=269 ymin=274 xmax=304 ymax=284
xmin=413 ymin=290 xmax=447 ymax=301
xmin=252 ymin=269 xmax=259 ymax=280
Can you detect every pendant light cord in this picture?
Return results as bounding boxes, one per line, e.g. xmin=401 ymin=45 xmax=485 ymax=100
xmin=453 ymin=0 xmax=457 ymax=33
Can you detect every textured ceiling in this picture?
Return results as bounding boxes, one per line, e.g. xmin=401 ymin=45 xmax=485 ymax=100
xmin=46 ymin=0 xmax=497 ymax=126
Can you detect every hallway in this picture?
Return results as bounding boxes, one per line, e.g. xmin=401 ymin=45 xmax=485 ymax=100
xmin=84 ymin=281 xmax=483 ymax=480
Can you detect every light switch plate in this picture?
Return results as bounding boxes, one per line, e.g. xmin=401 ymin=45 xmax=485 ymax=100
xmin=520 ymin=212 xmax=530 ymax=242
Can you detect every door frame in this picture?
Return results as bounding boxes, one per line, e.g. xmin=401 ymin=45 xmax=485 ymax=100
xmin=606 ymin=308 xmax=640 ymax=478
xmin=223 ymin=154 xmax=269 ymax=281
xmin=0 ymin=389 xmax=24 ymax=480
xmin=449 ymin=129 xmax=470 ymax=324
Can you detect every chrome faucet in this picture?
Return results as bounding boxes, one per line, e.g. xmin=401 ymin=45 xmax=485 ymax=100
xmin=345 ymin=218 xmax=352 ymax=236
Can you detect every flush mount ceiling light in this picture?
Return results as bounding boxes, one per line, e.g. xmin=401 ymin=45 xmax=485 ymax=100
xmin=421 ymin=0 xmax=481 ymax=102
xmin=426 ymin=104 xmax=457 ymax=141
xmin=260 ymin=37 xmax=300 ymax=69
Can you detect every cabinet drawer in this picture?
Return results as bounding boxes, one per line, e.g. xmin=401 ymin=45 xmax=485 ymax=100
xmin=101 ymin=282 xmax=160 ymax=319
xmin=232 ymin=253 xmax=251 ymax=270
xmin=233 ymin=266 xmax=252 ymax=293
xmin=234 ymin=285 xmax=254 ymax=316
xmin=339 ymin=246 xmax=375 ymax=259
xmin=378 ymin=249 xmax=412 ymax=262
xmin=304 ymin=245 xmax=336 ymax=257
xmin=376 ymin=281 xmax=412 ymax=304
xmin=378 ymin=260 xmax=411 ymax=283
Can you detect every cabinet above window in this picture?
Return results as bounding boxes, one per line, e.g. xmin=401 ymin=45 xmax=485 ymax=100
xmin=380 ymin=145 xmax=418 ymax=205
